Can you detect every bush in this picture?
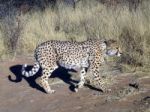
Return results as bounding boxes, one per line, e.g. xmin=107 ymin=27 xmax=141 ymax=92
xmin=0 ymin=0 xmax=150 ymax=72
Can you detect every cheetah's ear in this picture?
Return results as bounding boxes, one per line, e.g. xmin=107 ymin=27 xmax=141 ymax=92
xmin=103 ymin=40 xmax=107 ymax=45
xmin=101 ymin=40 xmax=107 ymax=50
xmin=104 ymin=39 xmax=117 ymax=46
xmin=103 ymin=39 xmax=108 ymax=46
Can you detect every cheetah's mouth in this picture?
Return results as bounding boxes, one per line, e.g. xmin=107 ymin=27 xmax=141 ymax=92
xmin=106 ymin=49 xmax=122 ymax=57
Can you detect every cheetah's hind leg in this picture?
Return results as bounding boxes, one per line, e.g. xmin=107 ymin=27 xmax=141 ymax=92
xmin=37 ymin=65 xmax=58 ymax=94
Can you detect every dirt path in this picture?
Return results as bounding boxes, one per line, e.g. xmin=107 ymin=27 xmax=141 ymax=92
xmin=0 ymin=57 xmax=150 ymax=112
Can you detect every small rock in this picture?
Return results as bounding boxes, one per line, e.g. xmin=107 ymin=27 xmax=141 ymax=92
xmin=30 ymin=99 xmax=34 ymax=103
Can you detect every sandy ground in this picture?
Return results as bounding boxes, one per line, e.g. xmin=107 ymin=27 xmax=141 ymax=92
xmin=0 ymin=56 xmax=150 ymax=112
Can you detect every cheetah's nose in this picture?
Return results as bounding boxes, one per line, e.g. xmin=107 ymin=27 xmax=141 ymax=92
xmin=117 ymin=52 xmax=122 ymax=57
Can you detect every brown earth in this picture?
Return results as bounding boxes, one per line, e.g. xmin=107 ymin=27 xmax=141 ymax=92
xmin=0 ymin=56 xmax=149 ymax=112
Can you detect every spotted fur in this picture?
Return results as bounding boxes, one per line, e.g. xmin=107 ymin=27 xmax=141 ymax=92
xmin=22 ymin=39 xmax=122 ymax=94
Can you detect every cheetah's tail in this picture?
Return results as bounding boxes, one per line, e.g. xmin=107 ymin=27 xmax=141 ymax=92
xmin=22 ymin=62 xmax=40 ymax=77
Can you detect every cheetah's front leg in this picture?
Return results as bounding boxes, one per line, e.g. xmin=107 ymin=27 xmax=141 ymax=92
xmin=88 ymin=57 xmax=108 ymax=93
xmin=74 ymin=68 xmax=86 ymax=92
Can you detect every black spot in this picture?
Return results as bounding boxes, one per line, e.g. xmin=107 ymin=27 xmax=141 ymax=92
xmin=129 ymin=82 xmax=139 ymax=89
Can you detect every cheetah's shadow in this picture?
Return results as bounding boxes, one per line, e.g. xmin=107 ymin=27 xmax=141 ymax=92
xmin=8 ymin=65 xmax=78 ymax=93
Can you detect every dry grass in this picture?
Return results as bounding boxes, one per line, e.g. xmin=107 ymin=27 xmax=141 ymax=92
xmin=0 ymin=0 xmax=150 ymax=72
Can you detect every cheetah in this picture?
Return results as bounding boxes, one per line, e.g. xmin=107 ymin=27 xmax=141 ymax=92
xmin=22 ymin=39 xmax=122 ymax=94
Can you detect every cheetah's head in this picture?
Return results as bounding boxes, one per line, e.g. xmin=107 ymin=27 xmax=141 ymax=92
xmin=104 ymin=39 xmax=122 ymax=57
